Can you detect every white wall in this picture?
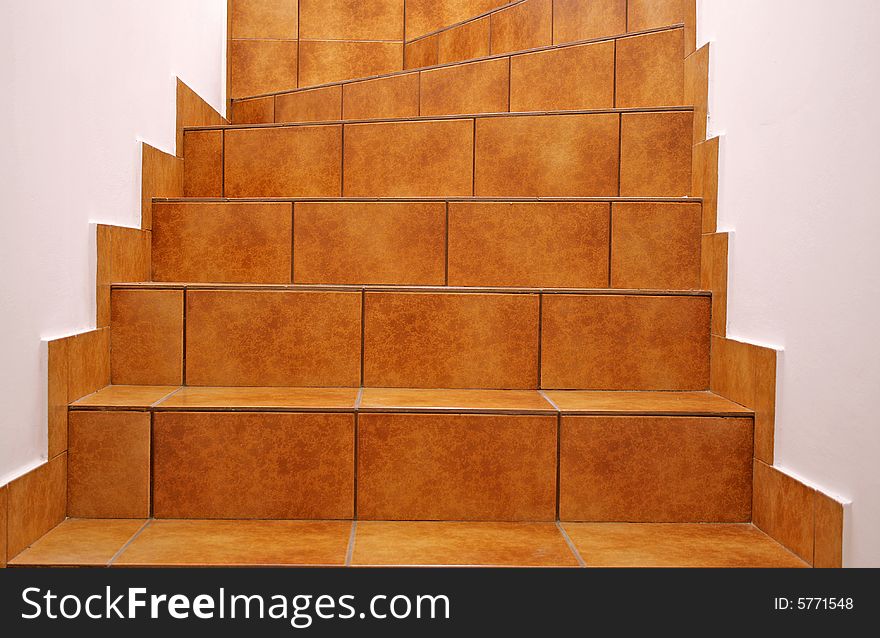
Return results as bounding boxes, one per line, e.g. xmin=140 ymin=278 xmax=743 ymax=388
xmin=0 ymin=0 xmax=226 ymax=485
xmin=698 ymin=0 xmax=880 ymax=566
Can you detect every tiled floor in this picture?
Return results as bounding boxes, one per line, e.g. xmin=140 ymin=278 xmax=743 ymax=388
xmin=8 ymin=519 xmax=808 ymax=568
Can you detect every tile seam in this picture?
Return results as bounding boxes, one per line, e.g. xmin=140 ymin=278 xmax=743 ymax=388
xmin=107 ymin=519 xmax=153 ymax=567
xmin=556 ymin=522 xmax=587 ymax=567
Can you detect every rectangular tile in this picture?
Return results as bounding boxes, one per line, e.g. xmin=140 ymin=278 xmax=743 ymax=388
xmin=405 ymin=34 xmax=439 ymax=69
xmin=544 ymin=390 xmax=752 ymax=416
xmin=183 ymin=130 xmax=223 ymax=197
xmin=475 ymin=113 xmax=619 ymax=196
xmin=438 ymin=16 xmax=490 ymax=64
xmin=692 ymin=136 xmax=720 ymax=233
xmin=231 ymin=0 xmax=298 ymax=39
xmin=232 ymin=96 xmax=275 ymax=124
xmin=564 ymin=523 xmax=807 ymax=568
xmin=9 ymin=519 xmax=146 ymax=567
xmin=141 ymin=143 xmax=183 ymax=230
xmin=814 ymin=491 xmax=844 ymax=568
xmin=701 ymin=232 xmax=729 ymax=336
xmin=153 ymin=412 xmax=354 ymax=519
xmin=299 ymin=41 xmax=402 ymax=86
xmin=509 ymin=41 xmax=615 ymax=111
xmin=627 ymin=0 xmax=692 ymax=36
xmin=156 ymin=387 xmax=358 ymax=411
xmin=7 ymin=454 xmax=67 ymax=559
xmin=115 ymin=520 xmax=351 ymax=567
xmin=353 ymin=522 xmax=579 ymax=566
xmin=753 ymin=461 xmax=815 ymax=564
xmin=358 ymin=413 xmax=557 ymax=520
xmin=68 ymin=412 xmax=151 ymax=518
xmin=72 ymin=385 xmax=179 ymax=409
xmin=67 ymin=329 xmax=110 ymax=402
xmin=447 ymin=202 xmax=609 ymax=287
xmin=542 ymin=294 xmax=710 ymax=390
xmin=230 ymin=39 xmax=297 ymax=98
xmin=360 ymin=388 xmax=555 ymax=413
xmin=186 ymin=290 xmax=362 ymax=386
xmin=299 ymin=0 xmax=403 ymax=40
xmin=685 ymin=44 xmax=709 ymax=143
xmin=489 ymin=0 xmax=553 ymax=54
xmin=152 ymin=202 xmax=293 ymax=283
xmin=176 ymin=79 xmax=227 ymax=155
xmin=406 ymin=0 xmax=506 ymax=40
xmin=225 ymin=125 xmax=343 ymax=197
xmin=47 ymin=338 xmax=69 ymax=459
xmin=552 ymin=0 xmax=626 ymax=43
xmin=343 ymin=119 xmax=474 ymax=197
xmin=293 ymin=201 xmax=446 ymax=285
xmin=0 ymin=485 xmax=6 ymax=568
xmin=364 ymin=291 xmax=539 ymax=388
xmin=619 ymin=111 xmax=693 ymax=196
xmin=420 ymin=58 xmax=509 ymax=116
xmin=275 ymin=85 xmax=342 ymax=123
xmin=111 ymin=289 xmax=184 ymax=386
xmin=560 ymin=416 xmax=753 ymax=521
xmin=342 ymin=73 xmax=420 ymax=120
xmin=611 ymin=202 xmax=701 ymax=289
xmin=615 ymin=29 xmax=686 ymax=108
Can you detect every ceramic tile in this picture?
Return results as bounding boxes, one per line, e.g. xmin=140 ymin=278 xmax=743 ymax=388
xmin=619 ymin=111 xmax=692 ymax=196
xmin=360 ymin=388 xmax=555 ymax=413
xmin=9 ymin=519 xmax=146 ymax=567
xmin=183 ymin=130 xmax=223 ymax=197
xmin=552 ymin=0 xmax=626 ymax=43
xmin=111 ymin=289 xmax=184 ymax=386
xmin=231 ymin=0 xmax=298 ymax=39
xmin=420 ymin=58 xmax=509 ymax=117
xmin=490 ymin=0 xmax=553 ymax=54
xmin=752 ymin=461 xmax=815 ymax=564
xmin=405 ymin=34 xmax=439 ymax=69
xmin=615 ymin=29 xmax=685 ymax=108
xmin=230 ymin=39 xmax=297 ymax=98
xmin=299 ymin=0 xmax=403 ymax=40
xmin=343 ymin=73 xmax=420 ymax=120
xmin=814 ymin=492 xmax=844 ymax=568
xmin=299 ymin=41 xmax=402 ymax=86
xmin=438 ymin=16 xmax=490 ymax=64
xmin=275 ymin=86 xmax=343 ymax=123
xmin=543 ymin=390 xmax=752 ymax=415
xmin=72 ymin=386 xmax=179 ymax=409
xmin=7 ymin=454 xmax=67 ymax=558
xmin=156 ymin=386 xmax=358 ymax=411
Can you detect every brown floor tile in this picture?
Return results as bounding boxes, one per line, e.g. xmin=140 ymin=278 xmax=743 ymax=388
xmin=293 ymin=201 xmax=446 ymax=285
xmin=563 ymin=523 xmax=808 ymax=568
xmin=343 ymin=119 xmax=474 ymax=197
xmin=420 ymin=58 xmax=509 ymax=117
xmin=186 ymin=290 xmax=362 ymax=387
xmin=153 ymin=412 xmax=354 ymax=519
xmin=183 ymin=130 xmax=223 ymax=197
xmin=9 ymin=519 xmax=146 ymax=567
xmin=358 ymin=413 xmax=557 ymax=520
xmin=152 ymin=202 xmax=292 ymax=283
xmin=620 ymin=111 xmax=692 ymax=196
xmin=814 ymin=492 xmax=844 ymax=568
xmin=560 ymin=416 xmax=753 ymax=521
xmin=553 ymin=0 xmax=626 ymax=43
xmin=353 ymin=522 xmax=579 ymax=566
xmin=611 ymin=202 xmax=701 ymax=289
xmin=490 ymin=0 xmax=553 ymax=54
xmin=156 ymin=386 xmax=358 ymax=411
xmin=7 ymin=454 xmax=67 ymax=558
xmin=299 ymin=0 xmax=403 ymax=40
xmin=615 ymin=29 xmax=686 ymax=108
xmin=363 ymin=291 xmax=540 ymax=389
xmin=231 ymin=0 xmax=298 ymax=40
xmin=544 ymin=390 xmax=752 ymax=416
xmin=475 ymin=113 xmax=619 ymax=196
xmin=447 ymin=202 xmax=609 ymax=287
xmin=68 ymin=411 xmax=151 ymax=519
xmin=225 ymin=125 xmax=342 ymax=197
xmin=275 ymin=86 xmax=342 ymax=123
xmin=299 ymin=41 xmax=401 ymax=86
xmin=753 ymin=461 xmax=815 ymax=563
xmin=510 ymin=41 xmax=614 ymax=112
xmin=230 ymin=39 xmax=297 ymax=98
xmin=68 ymin=329 xmax=111 ymax=403
xmin=343 ymin=74 xmax=420 ymax=121
xmin=541 ymin=294 xmax=710 ymax=390
xmin=115 ymin=520 xmax=352 ymax=567
xmin=438 ymin=16 xmax=490 ymax=64
xmin=111 ymin=289 xmax=184 ymax=386
xmin=405 ymin=34 xmax=439 ymax=69
xmin=72 ymin=385 xmax=179 ymax=409
xmin=360 ymin=388 xmax=555 ymax=413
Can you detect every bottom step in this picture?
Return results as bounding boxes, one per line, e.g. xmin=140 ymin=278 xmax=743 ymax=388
xmin=8 ymin=519 xmax=807 ymax=568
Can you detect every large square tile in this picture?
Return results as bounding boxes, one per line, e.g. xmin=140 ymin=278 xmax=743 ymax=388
xmin=111 ymin=289 xmax=184 ymax=386
xmin=183 ymin=130 xmax=223 ymax=197
xmin=615 ymin=29 xmax=685 ymax=108
xmin=231 ymin=0 xmax=298 ymax=39
xmin=230 ymin=39 xmax=297 ymax=98
xmin=619 ymin=111 xmax=692 ymax=196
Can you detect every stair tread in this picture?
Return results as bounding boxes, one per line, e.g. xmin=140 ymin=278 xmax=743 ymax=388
xmin=158 ymin=196 xmax=702 ymax=203
xmin=71 ymin=386 xmax=748 ymax=416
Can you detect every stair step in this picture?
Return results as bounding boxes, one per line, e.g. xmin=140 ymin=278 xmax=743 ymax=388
xmin=183 ymin=109 xmax=693 ymax=199
xmin=151 ymin=200 xmax=702 ymax=289
xmin=105 ymin=286 xmax=710 ymax=390
xmin=8 ymin=519 xmax=807 ymax=568
xmin=233 ymin=26 xmax=686 ymax=124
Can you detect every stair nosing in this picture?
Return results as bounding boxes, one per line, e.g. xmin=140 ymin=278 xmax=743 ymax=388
xmin=154 ymin=196 xmax=704 ymax=204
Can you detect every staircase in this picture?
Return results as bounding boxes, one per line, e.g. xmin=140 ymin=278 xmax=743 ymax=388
xmin=5 ymin=0 xmax=816 ymax=568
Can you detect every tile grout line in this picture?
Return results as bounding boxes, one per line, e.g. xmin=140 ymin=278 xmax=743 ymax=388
xmin=554 ymin=411 xmax=561 ymax=519
xmin=444 ymin=202 xmax=449 ymax=285
xmin=345 ymin=520 xmax=358 ymax=567
xmin=556 ymin=522 xmax=587 ymax=567
xmin=536 ymin=293 xmax=543 ymax=388
xmin=108 ymin=519 xmax=153 ymax=568
xmin=607 ymin=203 xmax=613 ymax=287
xmin=290 ymin=203 xmax=296 ymax=283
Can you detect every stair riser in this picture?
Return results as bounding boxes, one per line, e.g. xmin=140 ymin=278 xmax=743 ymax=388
xmin=67 ymin=410 xmax=751 ymax=522
xmin=109 ymin=289 xmax=710 ymax=390
xmin=151 ymin=201 xmax=702 ymax=289
xmin=235 ymin=28 xmax=685 ymax=124
xmin=184 ymin=111 xmax=693 ymax=199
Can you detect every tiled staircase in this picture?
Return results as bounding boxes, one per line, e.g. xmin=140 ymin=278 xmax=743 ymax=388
xmin=5 ymin=0 xmax=818 ymax=568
